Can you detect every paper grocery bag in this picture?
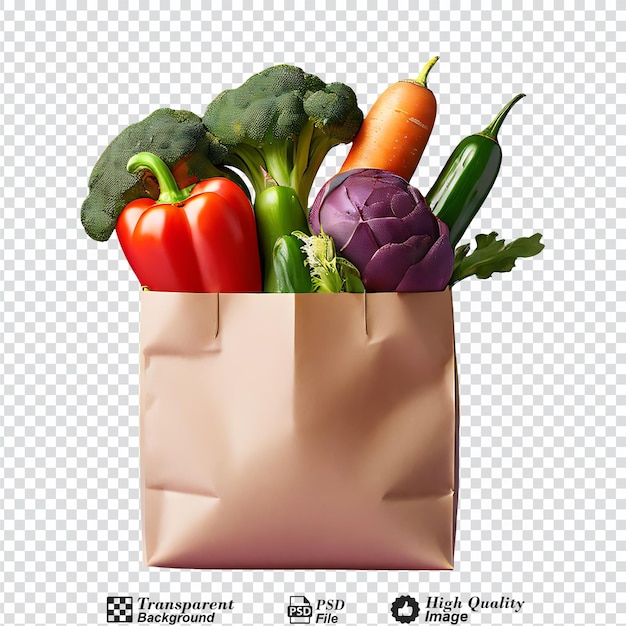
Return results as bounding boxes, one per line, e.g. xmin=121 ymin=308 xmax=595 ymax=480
xmin=139 ymin=289 xmax=459 ymax=570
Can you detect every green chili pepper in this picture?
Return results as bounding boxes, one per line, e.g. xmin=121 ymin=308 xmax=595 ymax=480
xmin=254 ymin=185 xmax=310 ymax=292
xmin=272 ymin=235 xmax=313 ymax=293
xmin=426 ymin=93 xmax=525 ymax=247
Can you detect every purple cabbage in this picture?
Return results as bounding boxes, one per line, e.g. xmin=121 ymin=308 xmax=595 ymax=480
xmin=309 ymin=168 xmax=454 ymax=292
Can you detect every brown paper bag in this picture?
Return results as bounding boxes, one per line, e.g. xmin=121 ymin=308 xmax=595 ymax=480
xmin=139 ymin=289 xmax=459 ymax=569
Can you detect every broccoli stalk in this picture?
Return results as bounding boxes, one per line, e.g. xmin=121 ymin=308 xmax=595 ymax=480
xmin=236 ymin=119 xmax=333 ymax=210
xmin=202 ymin=65 xmax=363 ymax=290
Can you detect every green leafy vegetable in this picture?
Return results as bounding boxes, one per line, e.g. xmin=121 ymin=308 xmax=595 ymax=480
xmin=449 ymin=232 xmax=544 ymax=285
xmin=293 ymin=231 xmax=365 ymax=293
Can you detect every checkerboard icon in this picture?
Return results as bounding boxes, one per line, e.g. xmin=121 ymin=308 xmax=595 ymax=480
xmin=107 ymin=597 xmax=133 ymax=623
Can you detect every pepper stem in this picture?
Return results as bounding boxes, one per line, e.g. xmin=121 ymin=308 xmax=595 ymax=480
xmin=480 ymin=93 xmax=526 ymax=142
xmin=127 ymin=152 xmax=192 ymax=204
xmin=414 ymin=56 xmax=439 ymax=88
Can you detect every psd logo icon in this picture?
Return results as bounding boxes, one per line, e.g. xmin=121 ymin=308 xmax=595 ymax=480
xmin=107 ymin=596 xmax=133 ymax=623
xmin=391 ymin=595 xmax=420 ymax=624
xmin=287 ymin=595 xmax=313 ymax=624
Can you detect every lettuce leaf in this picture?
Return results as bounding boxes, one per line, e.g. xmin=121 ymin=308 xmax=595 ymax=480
xmin=293 ymin=230 xmax=365 ymax=293
xmin=450 ymin=232 xmax=544 ymax=286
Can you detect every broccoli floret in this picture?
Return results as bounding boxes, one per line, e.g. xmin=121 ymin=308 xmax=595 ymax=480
xmin=202 ymin=64 xmax=363 ymax=208
xmin=81 ymin=108 xmax=248 ymax=242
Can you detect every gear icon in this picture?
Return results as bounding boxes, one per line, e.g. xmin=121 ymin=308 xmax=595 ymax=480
xmin=391 ymin=595 xmax=420 ymax=623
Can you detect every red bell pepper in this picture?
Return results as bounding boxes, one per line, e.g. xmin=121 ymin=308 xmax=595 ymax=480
xmin=116 ymin=152 xmax=262 ymax=292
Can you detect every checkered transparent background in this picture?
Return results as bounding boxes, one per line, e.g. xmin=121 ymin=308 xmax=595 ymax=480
xmin=1 ymin=1 xmax=623 ymax=624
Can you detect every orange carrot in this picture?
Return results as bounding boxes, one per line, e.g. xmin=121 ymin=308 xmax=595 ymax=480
xmin=339 ymin=56 xmax=439 ymax=181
